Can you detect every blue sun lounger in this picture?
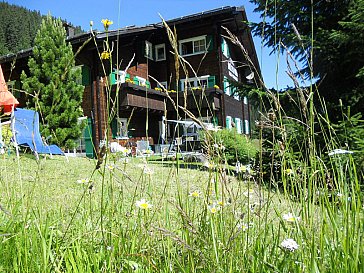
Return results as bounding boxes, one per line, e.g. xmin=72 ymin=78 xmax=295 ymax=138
xmin=12 ymin=108 xmax=64 ymax=155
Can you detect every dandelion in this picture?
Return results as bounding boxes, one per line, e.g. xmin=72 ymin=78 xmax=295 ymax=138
xmin=281 ymin=238 xmax=299 ymax=252
xmin=100 ymin=51 xmax=110 ymax=60
xmin=77 ymin=178 xmax=90 ymax=184
xmin=189 ymin=190 xmax=201 ymax=198
xmin=282 ymin=212 xmax=300 ymax=223
xmin=136 ymin=199 xmax=152 ymax=210
xmin=101 ymin=19 xmax=113 ymax=30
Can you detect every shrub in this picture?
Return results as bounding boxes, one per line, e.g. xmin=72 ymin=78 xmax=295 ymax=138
xmin=203 ymin=128 xmax=258 ymax=165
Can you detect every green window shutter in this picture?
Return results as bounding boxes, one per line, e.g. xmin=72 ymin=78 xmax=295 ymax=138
xmin=223 ymin=76 xmax=229 ymax=95
xmin=226 ymin=116 xmax=232 ymax=129
xmin=221 ymin=38 xmax=225 ymax=54
xmin=109 ymin=72 xmax=117 ymax=85
xmin=85 ymin=117 xmax=95 ymax=158
xmin=133 ymin=76 xmax=139 ymax=85
xmin=207 ymin=76 xmax=215 ymax=88
xmin=212 ymin=116 xmax=218 ymax=126
xmin=82 ymin=65 xmax=91 ymax=86
xmin=235 ymin=118 xmax=242 ymax=134
xmin=111 ymin=118 xmax=117 ymax=138
xmin=206 ymin=35 xmax=214 ymax=52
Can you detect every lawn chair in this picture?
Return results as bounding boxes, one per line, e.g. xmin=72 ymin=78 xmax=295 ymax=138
xmin=11 ymin=108 xmax=64 ymax=157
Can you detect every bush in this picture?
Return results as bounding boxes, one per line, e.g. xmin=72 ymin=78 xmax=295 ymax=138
xmin=203 ymin=128 xmax=258 ymax=165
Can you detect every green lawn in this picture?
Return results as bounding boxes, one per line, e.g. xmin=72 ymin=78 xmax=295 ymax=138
xmin=0 ymin=153 xmax=362 ymax=272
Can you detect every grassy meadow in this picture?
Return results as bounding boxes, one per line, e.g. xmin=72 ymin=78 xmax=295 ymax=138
xmin=0 ymin=150 xmax=362 ymax=272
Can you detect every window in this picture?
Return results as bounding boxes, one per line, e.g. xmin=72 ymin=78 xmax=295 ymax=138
xmin=155 ymin=44 xmax=166 ymax=61
xmin=179 ymin=36 xmax=206 ymax=56
xmin=144 ymin=41 xmax=153 ymax=60
xmin=228 ymin=58 xmax=238 ymax=81
xmin=116 ymin=118 xmax=128 ymax=139
xmin=180 ymin=75 xmax=209 ymax=91
xmin=159 ymin=81 xmax=168 ymax=90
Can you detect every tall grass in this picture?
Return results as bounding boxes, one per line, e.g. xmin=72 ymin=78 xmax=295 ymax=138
xmin=0 ymin=3 xmax=363 ymax=272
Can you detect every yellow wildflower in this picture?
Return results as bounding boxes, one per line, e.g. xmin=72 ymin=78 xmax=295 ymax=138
xmin=101 ymin=19 xmax=113 ymax=30
xmin=100 ymin=51 xmax=110 ymax=60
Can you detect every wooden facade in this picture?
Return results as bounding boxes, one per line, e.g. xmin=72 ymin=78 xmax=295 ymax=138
xmin=0 ymin=6 xmax=261 ymax=155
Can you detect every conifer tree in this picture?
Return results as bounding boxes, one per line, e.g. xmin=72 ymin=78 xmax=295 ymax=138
xmin=21 ymin=15 xmax=84 ymax=149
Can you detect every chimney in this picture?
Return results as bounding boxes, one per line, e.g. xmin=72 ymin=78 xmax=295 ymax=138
xmin=63 ymin=23 xmax=75 ymax=38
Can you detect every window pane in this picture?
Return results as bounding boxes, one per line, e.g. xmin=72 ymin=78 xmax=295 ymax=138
xmin=182 ymin=41 xmax=193 ymax=55
xmin=193 ymin=39 xmax=205 ymax=53
xmin=157 ymin=47 xmax=165 ymax=60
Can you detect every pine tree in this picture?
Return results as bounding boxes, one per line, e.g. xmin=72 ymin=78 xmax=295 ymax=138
xmin=249 ymin=0 xmax=363 ymax=119
xmin=21 ymin=15 xmax=84 ymax=149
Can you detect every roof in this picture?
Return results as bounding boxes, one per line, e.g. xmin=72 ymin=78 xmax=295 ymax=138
xmin=0 ymin=6 xmax=246 ymax=63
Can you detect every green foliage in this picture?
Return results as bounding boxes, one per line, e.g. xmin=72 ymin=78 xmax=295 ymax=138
xmin=207 ymin=128 xmax=258 ymax=165
xmin=249 ymin=0 xmax=364 ymax=120
xmin=333 ymin=110 xmax=364 ymax=177
xmin=21 ymin=15 xmax=84 ymax=149
xmin=0 ymin=2 xmax=84 ymax=56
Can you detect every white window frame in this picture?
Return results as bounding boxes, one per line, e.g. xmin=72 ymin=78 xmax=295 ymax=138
xmin=180 ymin=75 xmax=210 ymax=91
xmin=228 ymin=58 xmax=239 ymax=81
xmin=159 ymin=81 xmax=168 ymax=90
xmin=179 ymin=35 xmax=207 ymax=57
xmin=113 ymin=69 xmax=127 ymax=84
xmin=145 ymin=40 xmax=153 ymax=60
xmin=136 ymin=76 xmax=147 ymax=86
xmin=116 ymin=117 xmax=128 ymax=139
xmin=155 ymin=43 xmax=166 ymax=61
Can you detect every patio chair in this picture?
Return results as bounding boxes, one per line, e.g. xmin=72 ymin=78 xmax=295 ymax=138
xmin=11 ymin=108 xmax=64 ymax=156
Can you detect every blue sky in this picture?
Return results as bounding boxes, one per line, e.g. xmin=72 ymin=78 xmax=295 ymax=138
xmin=6 ymin=0 xmax=295 ymax=89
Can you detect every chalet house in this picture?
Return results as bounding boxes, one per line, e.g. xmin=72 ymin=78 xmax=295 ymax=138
xmin=0 ymin=6 xmax=261 ymax=158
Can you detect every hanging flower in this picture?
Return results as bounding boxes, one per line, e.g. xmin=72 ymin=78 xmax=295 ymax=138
xmin=101 ymin=19 xmax=113 ymax=30
xmin=136 ymin=199 xmax=153 ymax=210
xmin=281 ymin=238 xmax=299 ymax=252
xmin=100 ymin=51 xmax=110 ymax=60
